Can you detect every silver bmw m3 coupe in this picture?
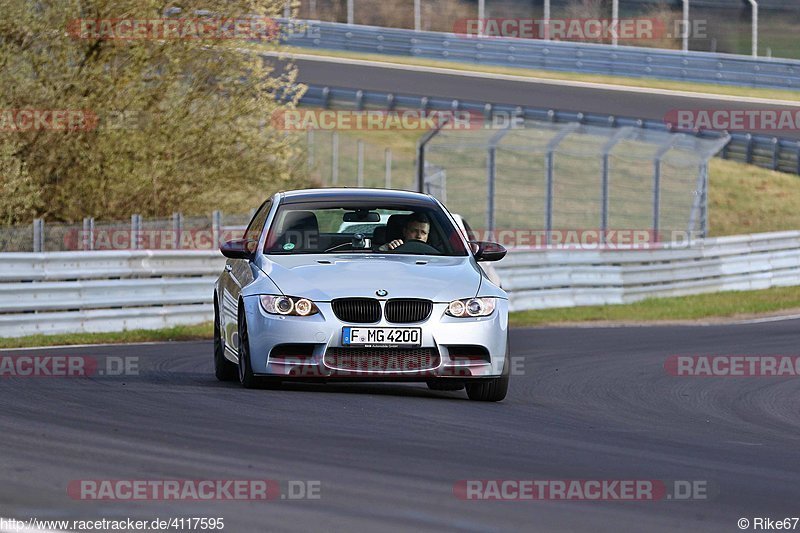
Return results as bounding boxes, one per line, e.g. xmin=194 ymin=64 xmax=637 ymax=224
xmin=214 ymin=188 xmax=510 ymax=401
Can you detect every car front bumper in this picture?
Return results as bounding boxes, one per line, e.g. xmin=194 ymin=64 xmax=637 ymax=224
xmin=241 ymin=296 xmax=509 ymax=380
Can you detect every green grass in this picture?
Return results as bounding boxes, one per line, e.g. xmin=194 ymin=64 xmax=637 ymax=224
xmin=510 ymin=286 xmax=800 ymax=327
xmin=0 ymin=323 xmax=213 ymax=350
xmin=708 ymin=158 xmax=800 ymax=236
xmin=277 ymin=46 xmax=800 ymax=103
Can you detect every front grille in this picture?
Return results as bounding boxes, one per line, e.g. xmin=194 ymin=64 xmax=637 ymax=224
xmin=325 ymin=348 xmax=440 ymax=372
xmin=385 ymin=299 xmax=433 ymax=323
xmin=331 ymin=298 xmax=381 ymax=323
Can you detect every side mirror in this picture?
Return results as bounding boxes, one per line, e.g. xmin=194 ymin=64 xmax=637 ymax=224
xmin=470 ymin=241 xmax=507 ymax=262
xmin=220 ymin=238 xmax=256 ymax=260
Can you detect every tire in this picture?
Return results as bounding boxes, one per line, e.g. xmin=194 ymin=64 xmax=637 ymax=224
xmin=426 ymin=380 xmax=465 ymax=391
xmin=465 ymin=337 xmax=510 ymax=402
xmin=237 ymin=307 xmax=259 ymax=389
xmin=214 ymin=299 xmax=237 ymax=382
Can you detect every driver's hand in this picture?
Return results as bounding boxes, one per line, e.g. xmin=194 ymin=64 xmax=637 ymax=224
xmin=379 ymin=239 xmax=404 ymax=251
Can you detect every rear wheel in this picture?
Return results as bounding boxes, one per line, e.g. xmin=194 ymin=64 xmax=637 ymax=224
xmin=465 ymin=338 xmax=510 ymax=402
xmin=214 ymin=299 xmax=237 ymax=382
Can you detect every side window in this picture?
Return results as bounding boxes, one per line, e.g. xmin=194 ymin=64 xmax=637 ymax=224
xmin=243 ymin=200 xmax=272 ymax=243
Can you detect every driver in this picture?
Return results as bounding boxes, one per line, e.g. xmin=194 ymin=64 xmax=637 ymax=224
xmin=378 ymin=212 xmax=430 ymax=251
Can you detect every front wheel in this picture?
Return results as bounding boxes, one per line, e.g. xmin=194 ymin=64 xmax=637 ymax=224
xmin=465 ymin=340 xmax=510 ymax=402
xmin=214 ymin=299 xmax=237 ymax=382
xmin=237 ymin=308 xmax=259 ymax=389
xmin=465 ymin=373 xmax=509 ymax=402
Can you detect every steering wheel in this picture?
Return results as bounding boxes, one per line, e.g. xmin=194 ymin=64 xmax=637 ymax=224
xmin=392 ymin=239 xmax=440 ymax=254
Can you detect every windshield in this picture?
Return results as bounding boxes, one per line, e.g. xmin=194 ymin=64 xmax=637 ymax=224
xmin=264 ymin=201 xmax=468 ymax=256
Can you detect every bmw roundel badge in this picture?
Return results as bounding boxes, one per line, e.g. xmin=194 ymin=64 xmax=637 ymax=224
xmin=376 ymin=289 xmax=388 ymax=297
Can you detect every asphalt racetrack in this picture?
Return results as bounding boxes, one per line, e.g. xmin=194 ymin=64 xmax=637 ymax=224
xmin=1 ymin=320 xmax=799 ymax=532
xmin=280 ymin=55 xmax=800 ymax=140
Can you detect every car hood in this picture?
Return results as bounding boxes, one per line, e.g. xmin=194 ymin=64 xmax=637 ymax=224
xmin=259 ymin=254 xmax=481 ymax=302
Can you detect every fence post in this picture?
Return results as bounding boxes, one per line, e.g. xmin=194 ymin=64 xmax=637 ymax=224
xmin=543 ymin=0 xmax=551 ymax=40
xmin=544 ymin=123 xmax=580 ymax=245
xmin=33 ymin=218 xmax=44 ymax=252
xmin=307 ymin=129 xmax=315 ymax=175
xmin=332 ymin=131 xmax=339 ymax=185
xmin=212 ymin=210 xmax=222 ymax=248
xmin=485 ymin=125 xmax=513 ymax=238
xmin=357 ymin=140 xmax=364 ymax=187
xmin=600 ymin=128 xmax=629 ymax=245
xmin=652 ymin=159 xmax=662 ymax=242
xmin=545 ymin=152 xmax=554 ymax=243
xmin=745 ymin=133 xmax=754 ymax=163
xmin=701 ymin=163 xmax=709 ymax=238
xmin=652 ymin=136 xmax=680 ymax=243
xmin=82 ymin=217 xmax=95 ymax=251
xmin=771 ymin=137 xmax=779 ymax=170
xmin=384 ymin=148 xmax=392 ymax=189
xmin=487 ymin=145 xmax=496 ymax=236
xmin=416 ymin=117 xmax=448 ymax=193
xmin=321 ymin=86 xmax=330 ymax=109
xmin=130 ymin=214 xmax=141 ymax=250
xmin=601 ymin=156 xmax=610 ymax=242
xmin=172 ymin=212 xmax=183 ymax=250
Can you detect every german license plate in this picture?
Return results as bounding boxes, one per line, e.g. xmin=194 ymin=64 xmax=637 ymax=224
xmin=342 ymin=327 xmax=421 ymax=347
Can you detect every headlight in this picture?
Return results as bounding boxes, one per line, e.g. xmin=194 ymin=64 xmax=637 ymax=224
xmin=259 ymin=295 xmax=319 ymax=316
xmin=446 ymin=297 xmax=496 ymax=318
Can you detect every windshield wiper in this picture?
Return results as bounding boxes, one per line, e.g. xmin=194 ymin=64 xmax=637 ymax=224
xmin=323 ymin=243 xmax=353 ymax=253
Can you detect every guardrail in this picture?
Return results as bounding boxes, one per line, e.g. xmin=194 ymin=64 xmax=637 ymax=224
xmin=299 ymin=85 xmax=800 ymax=175
xmin=498 ymin=230 xmax=800 ymax=311
xmin=2 ymin=231 xmax=799 ymax=337
xmin=283 ymin=20 xmax=800 ymax=90
xmin=0 ymin=251 xmax=224 ymax=337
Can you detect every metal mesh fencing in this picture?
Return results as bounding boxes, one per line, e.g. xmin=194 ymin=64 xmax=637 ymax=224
xmin=0 ymin=116 xmax=729 ymax=252
xmin=422 ymin=121 xmax=730 ymax=246
xmin=0 ymin=213 xmax=254 ymax=252
xmin=307 ymin=129 xmax=418 ymax=191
